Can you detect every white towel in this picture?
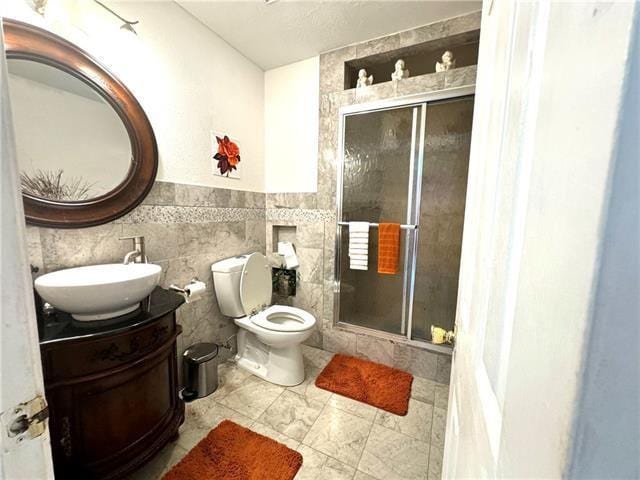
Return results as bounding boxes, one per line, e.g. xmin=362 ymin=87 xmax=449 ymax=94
xmin=348 ymin=222 xmax=370 ymax=270
xmin=349 ymin=237 xmax=369 ymax=244
xmin=350 ymin=257 xmax=369 ymax=266
xmin=349 ymin=222 xmax=370 ymax=233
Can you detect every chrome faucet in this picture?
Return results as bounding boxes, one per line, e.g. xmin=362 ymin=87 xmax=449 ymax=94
xmin=120 ymin=236 xmax=147 ymax=264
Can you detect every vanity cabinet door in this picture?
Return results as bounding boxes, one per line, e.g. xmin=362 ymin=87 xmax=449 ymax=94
xmin=43 ymin=316 xmax=184 ymax=479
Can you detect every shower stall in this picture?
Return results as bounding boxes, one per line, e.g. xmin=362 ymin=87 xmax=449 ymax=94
xmin=334 ymin=87 xmax=475 ymax=350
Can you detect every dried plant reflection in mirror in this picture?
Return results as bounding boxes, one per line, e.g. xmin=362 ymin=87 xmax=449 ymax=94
xmin=20 ymin=169 xmax=96 ymax=201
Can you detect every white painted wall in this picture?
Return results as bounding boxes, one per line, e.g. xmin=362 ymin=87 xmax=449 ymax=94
xmin=2 ymin=0 xmax=265 ymax=192
xmin=264 ymin=56 xmax=319 ymax=192
xmin=444 ymin=1 xmax=638 ymax=478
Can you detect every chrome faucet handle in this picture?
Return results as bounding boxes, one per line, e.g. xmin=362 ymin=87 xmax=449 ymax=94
xmin=119 ymin=235 xmax=145 ymax=244
xmin=119 ymin=236 xmax=147 ymax=263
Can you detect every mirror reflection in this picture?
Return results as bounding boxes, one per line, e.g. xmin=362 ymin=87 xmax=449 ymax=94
xmin=8 ymin=59 xmax=132 ymax=201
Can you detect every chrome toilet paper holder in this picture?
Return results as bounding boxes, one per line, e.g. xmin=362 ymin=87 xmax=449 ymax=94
xmin=169 ymin=278 xmax=206 ymax=303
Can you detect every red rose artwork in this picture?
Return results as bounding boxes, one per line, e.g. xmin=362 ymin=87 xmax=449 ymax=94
xmin=213 ymin=134 xmax=241 ymax=178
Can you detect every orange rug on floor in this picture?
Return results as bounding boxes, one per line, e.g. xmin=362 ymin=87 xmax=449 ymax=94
xmin=162 ymin=420 xmax=302 ymax=480
xmin=315 ymin=354 xmax=413 ymax=416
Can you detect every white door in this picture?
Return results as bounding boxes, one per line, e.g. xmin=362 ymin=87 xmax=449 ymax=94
xmin=443 ymin=0 xmax=637 ymax=477
xmin=0 ymin=23 xmax=55 ymax=480
xmin=442 ymin=2 xmax=542 ymax=476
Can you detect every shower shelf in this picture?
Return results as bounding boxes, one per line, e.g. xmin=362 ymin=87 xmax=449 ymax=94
xmin=337 ymin=221 xmax=418 ymax=230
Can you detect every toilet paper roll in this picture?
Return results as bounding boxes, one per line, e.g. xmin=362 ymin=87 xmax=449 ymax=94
xmin=184 ymin=280 xmax=206 ymax=303
xmin=277 ymin=241 xmax=296 ymax=257
xmin=284 ymin=254 xmax=299 ymax=270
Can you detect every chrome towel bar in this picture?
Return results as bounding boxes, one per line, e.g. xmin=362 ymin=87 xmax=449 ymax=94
xmin=337 ymin=221 xmax=418 ymax=230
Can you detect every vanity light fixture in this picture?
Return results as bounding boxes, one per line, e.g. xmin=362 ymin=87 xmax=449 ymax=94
xmin=93 ymin=0 xmax=139 ymax=35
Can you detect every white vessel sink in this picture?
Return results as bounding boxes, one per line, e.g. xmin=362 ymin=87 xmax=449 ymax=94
xmin=35 ymin=263 xmax=162 ymax=321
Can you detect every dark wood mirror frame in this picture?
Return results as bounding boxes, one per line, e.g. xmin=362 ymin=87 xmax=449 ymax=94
xmin=3 ymin=18 xmax=158 ymax=228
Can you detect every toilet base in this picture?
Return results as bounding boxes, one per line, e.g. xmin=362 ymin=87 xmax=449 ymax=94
xmin=235 ymin=329 xmax=305 ymax=386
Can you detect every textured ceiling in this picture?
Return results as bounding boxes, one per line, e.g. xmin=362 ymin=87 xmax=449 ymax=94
xmin=176 ymin=1 xmax=481 ymax=70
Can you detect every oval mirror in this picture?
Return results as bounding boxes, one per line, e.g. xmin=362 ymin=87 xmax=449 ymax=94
xmin=3 ymin=19 xmax=157 ymax=228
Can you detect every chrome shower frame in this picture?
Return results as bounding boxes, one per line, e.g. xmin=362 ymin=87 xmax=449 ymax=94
xmin=333 ymin=86 xmax=475 ymax=354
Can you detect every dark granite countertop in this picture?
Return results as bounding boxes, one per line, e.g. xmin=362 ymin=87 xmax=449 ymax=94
xmin=38 ymin=287 xmax=185 ymax=346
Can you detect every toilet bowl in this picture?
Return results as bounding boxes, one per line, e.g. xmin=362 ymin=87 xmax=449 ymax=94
xmin=211 ymin=253 xmax=316 ymax=386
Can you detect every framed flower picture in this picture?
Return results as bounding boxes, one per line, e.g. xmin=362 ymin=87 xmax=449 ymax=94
xmin=212 ymin=132 xmax=241 ymax=179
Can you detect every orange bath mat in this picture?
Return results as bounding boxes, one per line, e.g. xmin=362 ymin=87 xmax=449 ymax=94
xmin=315 ymin=354 xmax=413 ymax=415
xmin=163 ymin=420 xmax=302 ymax=480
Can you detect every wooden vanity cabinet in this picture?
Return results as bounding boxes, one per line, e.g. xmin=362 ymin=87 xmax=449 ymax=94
xmin=40 ymin=309 xmax=184 ymax=479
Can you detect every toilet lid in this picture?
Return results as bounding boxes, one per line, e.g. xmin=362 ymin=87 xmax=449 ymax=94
xmin=240 ymin=253 xmax=272 ymax=315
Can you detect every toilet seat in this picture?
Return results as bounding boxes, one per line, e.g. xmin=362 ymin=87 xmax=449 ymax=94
xmin=239 ymin=253 xmax=316 ymax=334
xmin=251 ymin=305 xmax=315 ymax=332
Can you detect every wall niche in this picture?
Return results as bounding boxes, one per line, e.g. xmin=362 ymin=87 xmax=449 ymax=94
xmin=271 ymin=225 xmax=297 ymax=252
xmin=344 ymin=30 xmax=480 ymax=90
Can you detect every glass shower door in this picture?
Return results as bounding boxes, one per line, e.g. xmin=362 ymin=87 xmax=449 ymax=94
xmin=336 ymin=90 xmax=475 ymax=346
xmin=337 ymin=105 xmax=421 ymax=335
xmin=411 ymin=97 xmax=474 ymax=341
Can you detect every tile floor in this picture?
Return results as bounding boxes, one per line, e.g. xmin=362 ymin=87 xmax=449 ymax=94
xmin=128 ymin=345 xmax=449 ymax=480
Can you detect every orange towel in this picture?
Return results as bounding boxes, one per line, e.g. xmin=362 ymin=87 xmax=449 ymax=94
xmin=378 ymin=223 xmax=401 ymax=274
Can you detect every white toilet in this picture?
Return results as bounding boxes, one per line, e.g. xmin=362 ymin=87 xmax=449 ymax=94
xmin=211 ymin=252 xmax=316 ymax=386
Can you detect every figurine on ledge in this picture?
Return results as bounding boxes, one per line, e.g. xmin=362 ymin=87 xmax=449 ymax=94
xmin=436 ymin=50 xmax=456 ymax=72
xmin=391 ymin=59 xmax=410 ymax=80
xmin=356 ymin=68 xmax=374 ymax=88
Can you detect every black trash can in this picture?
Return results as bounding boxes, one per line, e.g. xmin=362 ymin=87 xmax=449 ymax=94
xmin=182 ymin=343 xmax=219 ymax=402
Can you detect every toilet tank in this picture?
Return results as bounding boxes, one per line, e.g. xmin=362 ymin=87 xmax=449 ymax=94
xmin=211 ymin=255 xmax=248 ymax=317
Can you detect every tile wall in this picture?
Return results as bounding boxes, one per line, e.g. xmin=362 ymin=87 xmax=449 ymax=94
xmin=26 ymin=181 xmax=266 ymax=361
